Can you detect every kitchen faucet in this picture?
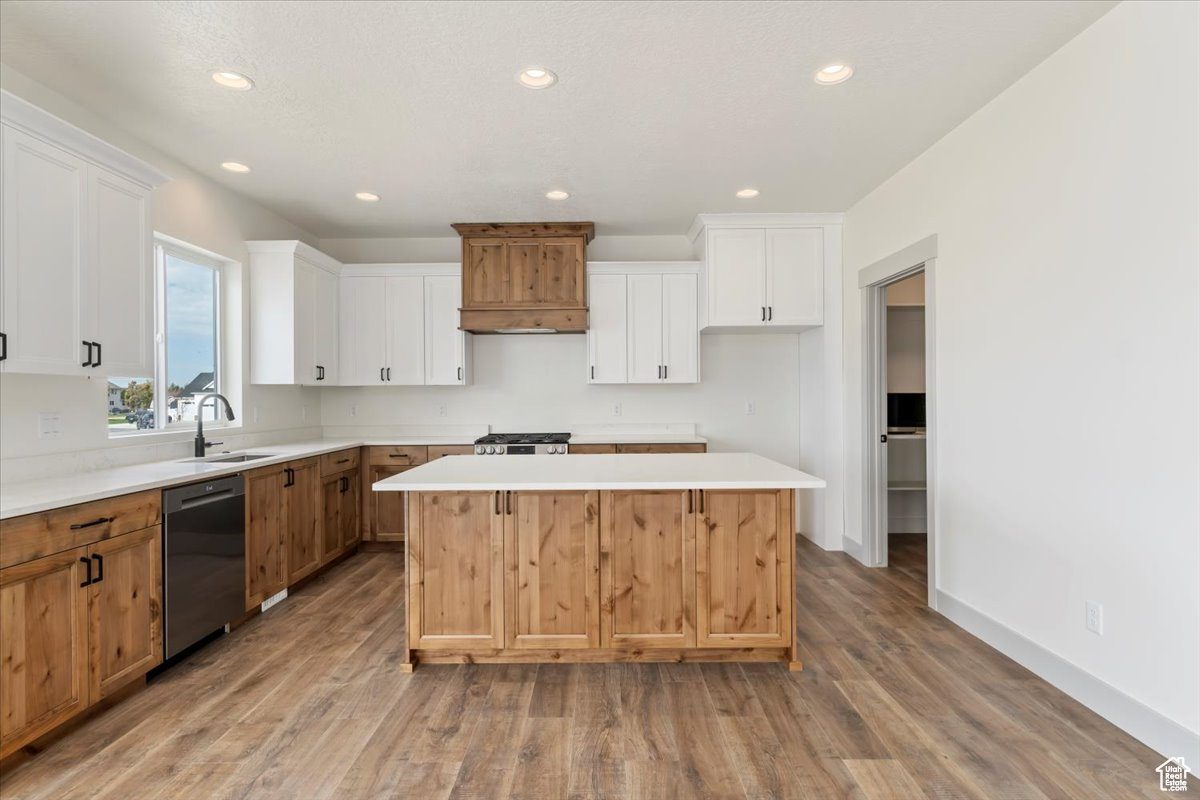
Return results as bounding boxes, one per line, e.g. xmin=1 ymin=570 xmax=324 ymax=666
xmin=194 ymin=393 xmax=236 ymax=457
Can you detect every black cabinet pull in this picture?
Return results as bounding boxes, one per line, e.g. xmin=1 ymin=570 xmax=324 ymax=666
xmin=336 ymin=458 xmax=350 ymax=464
xmin=505 ymin=490 xmax=512 ymax=515
xmin=768 ymin=306 xmax=773 ymax=322
xmin=81 ymin=340 xmax=93 ymax=367
xmin=699 ymin=490 xmax=705 ymax=514
xmin=386 ymin=367 xmax=391 ymax=381
xmin=93 ymin=341 xmax=101 ymax=368
xmin=380 ymin=367 xmax=385 ymax=382
xmin=70 ymin=516 xmax=113 ymax=530
xmin=92 ymin=554 xmax=104 ymax=583
xmin=687 ymin=489 xmax=693 ymax=514
xmin=79 ymin=556 xmax=93 ymax=588
xmin=663 ymin=365 xmax=668 ymax=380
xmin=316 ymin=365 xmax=324 ymax=381
xmin=1 ymin=331 xmax=8 ymax=361
xmin=458 ymin=366 xmax=463 ymax=381
xmin=494 ymin=490 xmax=501 ymax=515
xmin=284 ymin=467 xmax=294 ymax=487
xmin=590 ymin=365 xmax=595 ymax=380
xmin=761 ymin=306 xmax=766 ymax=322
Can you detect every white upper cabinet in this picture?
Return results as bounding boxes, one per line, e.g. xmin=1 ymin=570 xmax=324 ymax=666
xmin=586 ymin=273 xmax=627 ymax=383
xmin=690 ymin=214 xmax=838 ymax=333
xmin=247 ymin=241 xmax=342 ymax=385
xmin=338 ymin=265 xmax=471 ymax=387
xmin=587 ymin=263 xmax=700 ymax=385
xmin=424 ymin=274 xmax=469 ymax=385
xmin=1 ymin=93 xmax=165 ymax=376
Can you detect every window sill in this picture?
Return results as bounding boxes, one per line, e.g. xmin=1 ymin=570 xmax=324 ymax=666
xmin=107 ymin=423 xmax=242 ymax=442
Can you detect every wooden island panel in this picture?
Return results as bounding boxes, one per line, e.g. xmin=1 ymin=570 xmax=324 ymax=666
xmin=505 ymin=490 xmax=600 ymax=649
xmin=408 ymin=491 xmax=504 ymax=649
xmin=599 ymin=489 xmax=696 ymax=649
xmin=696 ymin=489 xmax=793 ymax=648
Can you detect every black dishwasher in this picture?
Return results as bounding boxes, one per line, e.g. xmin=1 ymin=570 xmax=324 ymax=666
xmin=162 ymin=474 xmax=246 ymax=660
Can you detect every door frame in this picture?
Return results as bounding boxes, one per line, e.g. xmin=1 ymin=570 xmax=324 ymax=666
xmin=858 ymin=235 xmax=938 ymax=608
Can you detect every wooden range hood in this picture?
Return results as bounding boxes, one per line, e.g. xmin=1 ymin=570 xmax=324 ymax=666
xmin=452 ymin=222 xmax=595 ymax=333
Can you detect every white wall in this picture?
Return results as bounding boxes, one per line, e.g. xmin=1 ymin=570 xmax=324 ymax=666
xmin=842 ymin=1 xmax=1198 ymax=761
xmin=0 ymin=66 xmax=324 ymax=477
xmin=321 ymin=331 xmax=802 ymax=475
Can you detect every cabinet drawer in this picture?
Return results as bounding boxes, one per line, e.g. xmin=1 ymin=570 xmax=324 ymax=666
xmin=367 ymin=446 xmax=428 ymax=466
xmin=614 ymin=443 xmax=707 ymax=454
xmin=320 ymin=448 xmax=360 ymax=476
xmin=0 ymin=490 xmax=161 ymax=569
xmin=569 ymin=444 xmax=617 ymax=454
xmin=427 ymin=445 xmax=476 ymax=460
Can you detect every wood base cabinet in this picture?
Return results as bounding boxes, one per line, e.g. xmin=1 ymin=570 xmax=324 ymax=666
xmin=284 ymin=458 xmax=321 ymax=585
xmin=403 ymin=487 xmax=795 ymax=669
xmin=321 ymin=467 xmax=360 ymax=564
xmin=0 ymin=525 xmax=162 ymax=758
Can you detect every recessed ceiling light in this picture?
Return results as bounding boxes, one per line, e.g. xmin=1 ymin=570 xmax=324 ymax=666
xmin=736 ymin=188 xmax=760 ymax=199
xmin=545 ymin=190 xmax=570 ymax=200
xmin=220 ymin=161 xmax=251 ymax=173
xmin=355 ymin=191 xmax=380 ymax=202
xmin=814 ymin=64 xmax=854 ymax=85
xmin=211 ymin=70 xmax=254 ymax=91
xmin=517 ymin=67 xmax=558 ymax=89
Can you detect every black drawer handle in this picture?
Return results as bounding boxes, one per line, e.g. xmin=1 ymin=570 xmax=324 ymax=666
xmin=0 ymin=331 xmax=7 ymax=361
xmin=336 ymin=458 xmax=350 ymax=464
xmin=79 ymin=556 xmax=93 ymax=587
xmin=70 ymin=516 xmax=113 ymax=530
xmin=92 ymin=554 xmax=104 ymax=583
xmin=93 ymin=341 xmax=101 ymax=367
xmin=81 ymin=340 xmax=93 ymax=367
xmin=387 ymin=454 xmax=410 ymax=460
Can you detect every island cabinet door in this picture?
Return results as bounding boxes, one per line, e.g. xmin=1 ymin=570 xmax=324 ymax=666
xmin=599 ymin=490 xmax=696 ymax=648
xmin=696 ymin=489 xmax=793 ymax=648
xmin=408 ymin=492 xmax=505 ymax=650
xmin=504 ymin=491 xmax=600 ymax=649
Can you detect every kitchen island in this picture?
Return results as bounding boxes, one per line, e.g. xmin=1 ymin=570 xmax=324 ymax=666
xmin=373 ymin=453 xmax=825 ymax=670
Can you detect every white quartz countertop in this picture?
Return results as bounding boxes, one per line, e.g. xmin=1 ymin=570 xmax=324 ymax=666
xmin=0 ymin=439 xmax=367 ymax=519
xmin=373 ymin=453 xmax=824 ymax=492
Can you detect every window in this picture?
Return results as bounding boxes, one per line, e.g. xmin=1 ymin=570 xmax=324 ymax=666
xmin=109 ymin=239 xmax=224 ymax=435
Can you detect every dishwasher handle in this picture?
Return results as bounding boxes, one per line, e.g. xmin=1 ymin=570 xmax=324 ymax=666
xmin=178 ymin=489 xmax=237 ymax=510
xmin=164 ymin=474 xmax=245 ymax=513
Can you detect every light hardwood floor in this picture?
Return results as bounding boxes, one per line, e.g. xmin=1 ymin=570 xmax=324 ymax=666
xmin=0 ymin=538 xmax=1183 ymax=799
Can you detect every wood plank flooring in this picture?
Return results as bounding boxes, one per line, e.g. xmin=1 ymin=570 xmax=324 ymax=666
xmin=1 ymin=537 xmax=1183 ymax=799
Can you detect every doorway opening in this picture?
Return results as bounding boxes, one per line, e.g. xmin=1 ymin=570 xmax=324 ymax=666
xmin=860 ymin=238 xmax=936 ymax=606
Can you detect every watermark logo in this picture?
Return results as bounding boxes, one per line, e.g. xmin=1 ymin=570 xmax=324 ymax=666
xmin=1158 ymin=757 xmax=1190 ymax=792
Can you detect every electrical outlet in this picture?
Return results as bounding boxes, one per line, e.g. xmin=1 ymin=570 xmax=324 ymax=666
xmin=261 ymin=589 xmax=288 ymax=613
xmin=438 ymin=405 xmax=448 ymax=417
xmin=745 ymin=400 xmax=756 ymax=416
xmin=350 ymin=404 xmax=357 ymax=418
xmin=1085 ymin=602 xmax=1103 ymax=635
xmin=37 ymin=413 xmax=62 ymax=439
xmin=301 ymin=406 xmax=308 ymax=422
xmin=612 ymin=403 xmax=622 ymax=417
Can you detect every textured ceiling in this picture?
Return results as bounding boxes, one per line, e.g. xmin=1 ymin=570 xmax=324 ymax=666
xmin=0 ymin=0 xmax=1115 ymax=237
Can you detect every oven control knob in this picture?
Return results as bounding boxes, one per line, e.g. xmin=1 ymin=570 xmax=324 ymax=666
xmin=553 ymin=445 xmax=563 ymax=454
xmin=475 ymin=445 xmax=485 ymax=454
xmin=549 ymin=445 xmax=558 ymax=454
xmin=497 ymin=446 xmax=505 ymax=454
xmin=486 ymin=446 xmax=496 ymax=454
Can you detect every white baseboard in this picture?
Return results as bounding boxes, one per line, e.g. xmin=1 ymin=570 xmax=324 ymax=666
xmin=798 ymin=528 xmax=843 ymax=552
xmin=936 ymin=589 xmax=1200 ymax=766
xmin=840 ymin=535 xmax=866 ymax=564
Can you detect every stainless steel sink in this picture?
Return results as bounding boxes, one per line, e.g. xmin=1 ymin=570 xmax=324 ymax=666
xmin=206 ymin=453 xmax=277 ymax=463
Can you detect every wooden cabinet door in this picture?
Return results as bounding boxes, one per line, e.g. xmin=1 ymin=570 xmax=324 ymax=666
xmin=614 ymin=443 xmax=707 ymax=454
xmin=539 ymin=239 xmax=585 ymax=306
xmin=88 ymin=526 xmax=162 ymax=699
xmin=505 ymin=240 xmax=541 ymax=305
xmin=765 ymin=227 xmax=823 ymax=326
xmin=1 ymin=125 xmax=87 ymax=376
xmin=85 ymin=166 xmax=153 ymax=377
xmin=569 ymin=444 xmax=617 ymax=454
xmin=462 ymin=239 xmax=508 ymax=307
xmin=385 ymin=275 xmax=425 ymax=384
xmin=661 ymin=272 xmax=698 ymax=384
xmin=340 ymin=468 xmax=361 ymax=549
xmin=245 ymin=467 xmax=286 ymax=609
xmin=423 ymin=274 xmax=467 ymax=385
xmin=707 ymin=228 xmax=766 ymax=327
xmin=321 ymin=472 xmax=343 ymax=563
xmin=599 ymin=490 xmax=695 ymax=648
xmin=0 ymin=547 xmax=90 ymax=757
xmin=369 ymin=465 xmax=410 ymax=542
xmin=586 ymin=273 xmax=627 ymax=383
xmin=696 ymin=490 xmax=792 ymax=647
xmin=285 ymin=458 xmax=321 ymax=584
xmin=505 ymin=491 xmax=600 ymax=649
xmin=408 ymin=492 xmax=504 ymax=649
xmin=339 ymin=276 xmax=388 ymax=386
xmin=626 ymin=273 xmax=663 ymax=384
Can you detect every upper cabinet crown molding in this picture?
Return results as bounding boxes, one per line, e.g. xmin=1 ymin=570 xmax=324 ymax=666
xmin=450 ymin=222 xmax=595 ymax=242
xmin=246 ymin=239 xmax=342 ymax=274
xmin=340 ymin=262 xmax=459 ymax=278
xmin=686 ymin=212 xmax=843 ymax=243
xmin=0 ymin=90 xmax=168 ymax=188
xmin=587 ymin=261 xmax=701 ymax=275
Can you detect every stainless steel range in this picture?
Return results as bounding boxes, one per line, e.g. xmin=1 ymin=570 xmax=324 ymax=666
xmin=474 ymin=432 xmax=570 ymax=455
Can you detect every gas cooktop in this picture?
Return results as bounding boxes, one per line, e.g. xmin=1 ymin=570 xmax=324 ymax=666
xmin=475 ymin=433 xmax=570 ymax=445
xmin=474 ymin=432 xmax=571 ymax=455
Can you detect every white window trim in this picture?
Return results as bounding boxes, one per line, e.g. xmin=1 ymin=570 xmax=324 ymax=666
xmin=109 ymin=235 xmax=238 ymax=438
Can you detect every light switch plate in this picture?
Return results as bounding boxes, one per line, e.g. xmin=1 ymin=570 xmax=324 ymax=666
xmin=38 ymin=413 xmax=62 ymax=439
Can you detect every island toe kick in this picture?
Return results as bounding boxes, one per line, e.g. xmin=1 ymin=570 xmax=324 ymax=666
xmin=402 ymin=487 xmax=802 ymax=670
